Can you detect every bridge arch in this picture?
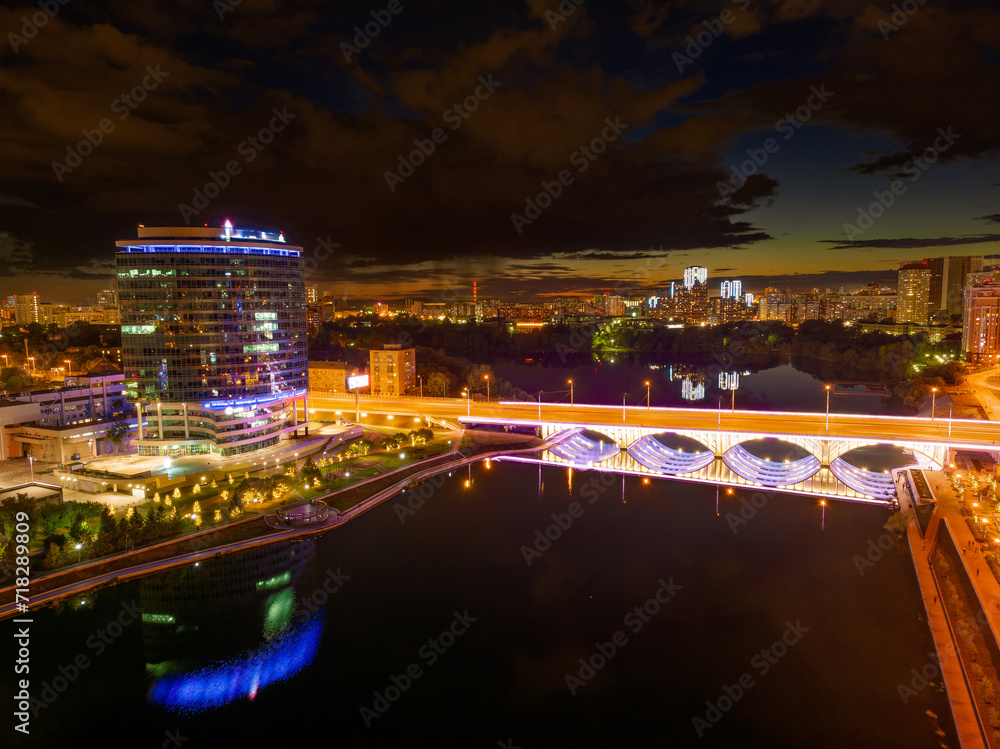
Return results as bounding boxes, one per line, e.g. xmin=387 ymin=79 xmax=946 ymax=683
xmin=722 ymin=438 xmax=822 ymax=487
xmin=627 ymin=433 xmax=715 ymax=475
xmin=549 ymin=429 xmax=621 ymax=466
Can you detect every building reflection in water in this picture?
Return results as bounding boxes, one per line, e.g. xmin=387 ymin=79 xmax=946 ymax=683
xmin=666 ymin=365 xmax=751 ymax=402
xmin=142 ymin=539 xmax=324 ymax=713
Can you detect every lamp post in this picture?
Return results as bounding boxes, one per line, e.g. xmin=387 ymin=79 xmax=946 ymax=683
xmin=28 ymin=455 xmax=34 ymax=482
xmin=28 ymin=357 xmax=34 ymax=372
xmin=821 ymin=500 xmax=826 ymax=531
xmin=622 ymin=393 xmax=627 ymax=424
xmin=731 ymin=388 xmax=735 ymax=412
xmin=1 ymin=354 xmax=7 ymax=367
xmin=484 ymin=374 xmax=489 ymax=403
xmin=538 ymin=391 xmax=542 ymax=421
xmin=418 ymin=375 xmax=422 ymax=399
xmin=825 ymin=384 xmax=831 ymax=434
xmin=64 ymin=359 xmax=71 ymax=375
xmin=568 ymin=379 xmax=574 ymax=406
xmin=75 ymin=543 xmax=82 ymax=563
xmin=931 ymin=387 xmax=938 ymax=420
xmin=464 ymin=389 xmax=470 ymax=416
xmin=645 ymin=380 xmax=651 ymax=409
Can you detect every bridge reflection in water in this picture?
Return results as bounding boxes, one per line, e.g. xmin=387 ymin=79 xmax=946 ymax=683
xmin=498 ymin=427 xmax=942 ymax=505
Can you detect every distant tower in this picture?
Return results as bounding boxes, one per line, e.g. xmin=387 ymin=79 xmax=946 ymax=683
xmin=684 ymin=266 xmax=708 ymax=290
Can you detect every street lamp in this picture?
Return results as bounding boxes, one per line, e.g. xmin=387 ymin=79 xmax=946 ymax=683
xmin=418 ymin=375 xmax=422 ymax=399
xmin=538 ymin=390 xmax=543 ymax=421
xmin=825 ymin=384 xmax=831 ymax=434
xmin=28 ymin=456 xmax=34 ymax=482
xmin=28 ymin=357 xmax=34 ymax=372
xmin=622 ymin=393 xmax=627 ymax=423
xmin=931 ymin=387 xmax=938 ymax=420
xmin=645 ymin=380 xmax=651 ymax=409
xmin=75 ymin=543 xmax=82 ymax=563
xmin=1 ymin=354 xmax=7 ymax=367
xmin=463 ymin=389 xmax=470 ymax=416
xmin=568 ymin=379 xmax=574 ymax=406
xmin=64 ymin=359 xmax=71 ymax=374
xmin=484 ymin=374 xmax=489 ymax=402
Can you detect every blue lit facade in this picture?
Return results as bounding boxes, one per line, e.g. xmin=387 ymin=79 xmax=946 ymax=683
xmin=116 ymin=225 xmax=309 ymax=457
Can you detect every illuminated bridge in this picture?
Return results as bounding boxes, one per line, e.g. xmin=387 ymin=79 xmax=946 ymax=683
xmin=309 ymin=392 xmax=1000 ymax=504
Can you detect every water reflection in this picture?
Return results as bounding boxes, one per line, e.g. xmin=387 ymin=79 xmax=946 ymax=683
xmin=141 ymin=539 xmax=324 ymax=713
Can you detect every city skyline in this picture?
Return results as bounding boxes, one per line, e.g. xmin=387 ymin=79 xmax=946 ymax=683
xmin=1 ymin=1 xmax=999 ymax=301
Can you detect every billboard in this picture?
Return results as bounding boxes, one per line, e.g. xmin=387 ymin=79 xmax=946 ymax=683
xmin=347 ymin=374 xmax=370 ymax=390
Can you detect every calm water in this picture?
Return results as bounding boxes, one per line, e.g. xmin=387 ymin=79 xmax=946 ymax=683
xmin=8 ymin=462 xmax=955 ymax=748
xmin=492 ymin=359 xmax=895 ymax=414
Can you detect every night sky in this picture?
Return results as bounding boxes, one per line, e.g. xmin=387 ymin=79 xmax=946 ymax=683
xmin=1 ymin=0 xmax=999 ymax=303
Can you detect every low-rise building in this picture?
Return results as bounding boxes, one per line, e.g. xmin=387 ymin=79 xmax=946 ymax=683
xmin=308 ymin=361 xmax=360 ymax=393
xmin=369 ymin=343 xmax=415 ymax=396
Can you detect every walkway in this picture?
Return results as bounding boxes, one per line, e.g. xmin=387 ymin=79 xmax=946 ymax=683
xmin=901 ymin=468 xmax=1000 ymax=749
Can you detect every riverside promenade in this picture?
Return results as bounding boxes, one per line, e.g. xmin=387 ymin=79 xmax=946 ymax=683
xmin=0 ymin=432 xmax=551 ymax=620
xmin=899 ymin=469 xmax=1000 ymax=749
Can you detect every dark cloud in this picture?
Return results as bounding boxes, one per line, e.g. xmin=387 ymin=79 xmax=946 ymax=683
xmin=820 ymin=234 xmax=1000 ymax=251
xmin=0 ymin=0 xmax=997 ymax=299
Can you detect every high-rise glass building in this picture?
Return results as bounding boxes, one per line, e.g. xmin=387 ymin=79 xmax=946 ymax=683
xmin=683 ymin=265 xmax=708 ymax=290
xmin=116 ymin=224 xmax=309 ymax=457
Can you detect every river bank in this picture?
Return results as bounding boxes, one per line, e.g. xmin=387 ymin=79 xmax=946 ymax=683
xmin=0 ymin=431 xmax=543 ymax=620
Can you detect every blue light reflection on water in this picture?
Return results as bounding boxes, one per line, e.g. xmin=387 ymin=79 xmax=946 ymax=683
xmin=148 ymin=617 xmax=323 ymax=713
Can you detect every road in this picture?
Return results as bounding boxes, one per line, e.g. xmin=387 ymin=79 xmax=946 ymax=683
xmin=311 ymin=392 xmax=1000 ymax=450
xmin=967 ymin=366 xmax=1000 ymax=422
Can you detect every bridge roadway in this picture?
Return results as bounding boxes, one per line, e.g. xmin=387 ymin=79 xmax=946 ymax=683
xmin=310 ymin=392 xmax=1000 ymax=452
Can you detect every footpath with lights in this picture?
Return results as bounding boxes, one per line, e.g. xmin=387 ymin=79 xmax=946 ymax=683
xmin=900 ymin=466 xmax=1000 ymax=749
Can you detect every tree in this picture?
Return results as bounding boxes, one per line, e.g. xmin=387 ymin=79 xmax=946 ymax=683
xmin=106 ymin=416 xmax=130 ymax=455
xmin=235 ymin=477 xmax=272 ymax=507
xmin=298 ymin=457 xmax=321 ymax=486
xmin=426 ymin=371 xmax=451 ymax=397
xmin=884 ymin=509 xmax=914 ymax=537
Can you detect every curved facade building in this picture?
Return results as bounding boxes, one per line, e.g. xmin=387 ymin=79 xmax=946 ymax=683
xmin=116 ymin=225 xmax=308 ymax=457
